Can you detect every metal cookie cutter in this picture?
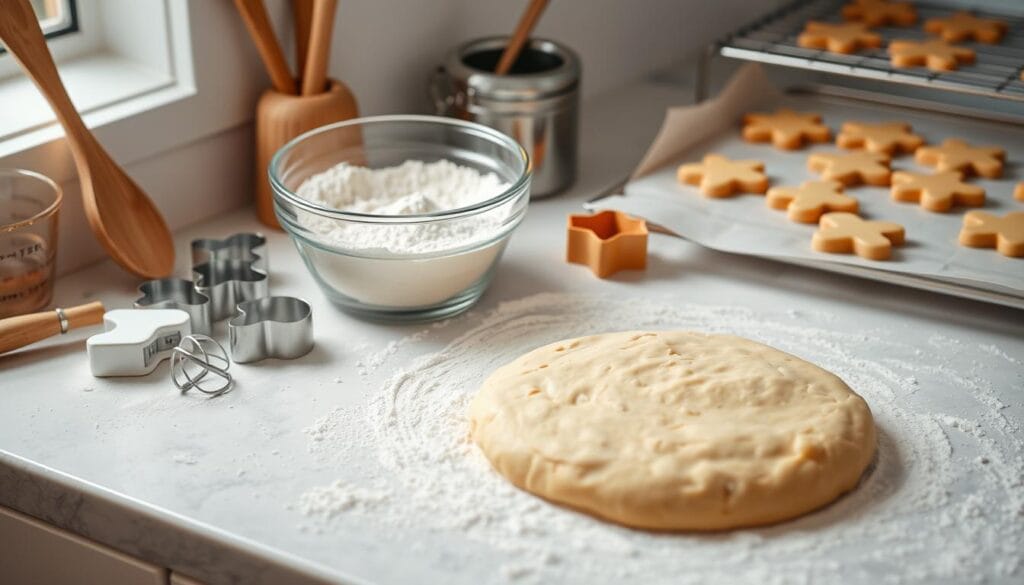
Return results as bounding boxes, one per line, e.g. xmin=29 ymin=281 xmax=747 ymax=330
xmin=171 ymin=334 xmax=232 ymax=396
xmin=228 ymin=296 xmax=313 ymax=363
xmin=192 ymin=232 xmax=268 ymax=272
xmin=135 ymin=278 xmax=212 ymax=335
xmin=191 ymin=233 xmax=270 ymax=321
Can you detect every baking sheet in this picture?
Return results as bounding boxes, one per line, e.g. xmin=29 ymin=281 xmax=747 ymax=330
xmin=592 ymin=65 xmax=1024 ymax=299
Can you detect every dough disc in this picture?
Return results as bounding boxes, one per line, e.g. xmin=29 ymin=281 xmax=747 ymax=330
xmin=468 ymin=331 xmax=876 ymax=531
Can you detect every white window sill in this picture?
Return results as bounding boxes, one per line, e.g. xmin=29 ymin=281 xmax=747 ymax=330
xmin=0 ymin=52 xmax=175 ymax=158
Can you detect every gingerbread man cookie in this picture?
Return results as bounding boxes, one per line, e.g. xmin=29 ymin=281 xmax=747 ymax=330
xmin=798 ymin=21 xmax=882 ymax=54
xmin=808 ymin=151 xmax=891 ymax=186
xmin=915 ymin=139 xmax=1005 ymax=178
xmin=891 ymin=170 xmax=985 ymax=212
xmin=842 ymin=0 xmax=917 ymax=27
xmin=959 ymin=211 xmax=1024 ymax=258
xmin=767 ymin=180 xmax=858 ymax=224
xmin=889 ymin=39 xmax=975 ymax=72
xmin=676 ymin=154 xmax=769 ymax=198
xmin=742 ymin=109 xmax=831 ymax=150
xmin=836 ymin=121 xmax=924 ymax=155
xmin=924 ymin=11 xmax=1008 ymax=44
xmin=812 ymin=212 xmax=905 ymax=260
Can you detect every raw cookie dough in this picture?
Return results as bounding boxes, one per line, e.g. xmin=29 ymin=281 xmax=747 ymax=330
xmin=742 ymin=109 xmax=831 ymax=150
xmin=676 ymin=154 xmax=769 ymax=197
xmin=468 ymin=331 xmax=877 ymax=531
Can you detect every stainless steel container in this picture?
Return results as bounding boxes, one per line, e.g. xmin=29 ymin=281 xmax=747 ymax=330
xmin=433 ymin=36 xmax=580 ymax=198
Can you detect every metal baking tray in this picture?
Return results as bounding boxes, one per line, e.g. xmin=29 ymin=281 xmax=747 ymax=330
xmin=711 ymin=0 xmax=1024 ymax=103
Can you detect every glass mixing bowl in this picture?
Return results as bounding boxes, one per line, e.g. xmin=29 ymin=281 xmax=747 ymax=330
xmin=270 ymin=115 xmax=531 ymax=322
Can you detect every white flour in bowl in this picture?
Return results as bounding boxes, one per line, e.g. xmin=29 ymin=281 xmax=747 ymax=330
xmin=293 ymin=160 xmax=518 ymax=307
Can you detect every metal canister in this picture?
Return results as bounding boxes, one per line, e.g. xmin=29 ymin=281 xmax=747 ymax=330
xmin=433 ymin=36 xmax=580 ymax=198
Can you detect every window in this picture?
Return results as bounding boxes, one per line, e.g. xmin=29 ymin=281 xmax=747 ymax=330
xmin=30 ymin=0 xmax=79 ymax=38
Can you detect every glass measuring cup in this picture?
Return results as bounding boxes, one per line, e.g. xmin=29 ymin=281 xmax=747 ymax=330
xmin=0 ymin=168 xmax=62 ymax=318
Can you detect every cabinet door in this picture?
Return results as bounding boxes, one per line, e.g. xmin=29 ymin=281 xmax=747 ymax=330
xmin=0 ymin=505 xmax=166 ymax=585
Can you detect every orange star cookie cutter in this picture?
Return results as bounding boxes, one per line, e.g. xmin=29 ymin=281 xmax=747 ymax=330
xmin=742 ymin=109 xmax=831 ymax=150
xmin=676 ymin=154 xmax=769 ymax=197
xmin=959 ymin=211 xmax=1024 ymax=258
xmin=915 ymin=139 xmax=1005 ymax=178
xmin=891 ymin=170 xmax=985 ymax=213
xmin=808 ymin=151 xmax=892 ymax=186
xmin=842 ymin=0 xmax=917 ymax=27
xmin=889 ymin=39 xmax=975 ymax=72
xmin=924 ymin=11 xmax=1007 ymax=44
xmin=836 ymin=121 xmax=924 ymax=155
xmin=812 ymin=212 xmax=905 ymax=261
xmin=798 ymin=21 xmax=882 ymax=54
xmin=566 ymin=210 xmax=649 ymax=278
xmin=766 ymin=180 xmax=859 ymax=223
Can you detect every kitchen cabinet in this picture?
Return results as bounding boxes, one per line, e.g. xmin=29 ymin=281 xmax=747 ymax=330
xmin=0 ymin=505 xmax=166 ymax=585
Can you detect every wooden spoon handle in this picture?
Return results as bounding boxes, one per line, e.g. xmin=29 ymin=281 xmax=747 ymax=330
xmin=301 ymin=0 xmax=337 ymax=96
xmin=293 ymin=0 xmax=315 ymax=85
xmin=234 ymin=0 xmax=297 ymax=95
xmin=0 ymin=0 xmax=93 ymax=154
xmin=0 ymin=302 xmax=105 ymax=355
xmin=495 ymin=0 xmax=550 ymax=75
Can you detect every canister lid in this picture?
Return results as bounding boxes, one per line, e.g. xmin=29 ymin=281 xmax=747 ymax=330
xmin=443 ymin=36 xmax=581 ymax=101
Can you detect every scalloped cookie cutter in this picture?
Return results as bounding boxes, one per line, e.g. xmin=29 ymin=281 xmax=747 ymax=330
xmin=134 ymin=277 xmax=212 ymax=335
xmin=228 ymin=296 xmax=313 ymax=363
xmin=192 ymin=232 xmax=268 ymax=272
xmin=191 ymin=233 xmax=270 ymax=321
xmin=566 ymin=210 xmax=649 ymax=278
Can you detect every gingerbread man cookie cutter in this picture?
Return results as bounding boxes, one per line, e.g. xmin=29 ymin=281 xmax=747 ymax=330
xmin=566 ymin=210 xmax=649 ymax=278
xmin=959 ymin=211 xmax=1024 ymax=258
xmin=812 ymin=212 xmax=905 ymax=261
xmin=228 ymin=296 xmax=314 ymax=363
xmin=135 ymin=278 xmax=212 ymax=336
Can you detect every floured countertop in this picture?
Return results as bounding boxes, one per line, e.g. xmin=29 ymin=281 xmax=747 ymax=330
xmin=1 ymin=72 xmax=1022 ymax=585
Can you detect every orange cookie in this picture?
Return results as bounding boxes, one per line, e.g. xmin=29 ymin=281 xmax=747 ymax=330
xmin=798 ymin=21 xmax=882 ymax=54
xmin=889 ymin=39 xmax=975 ymax=71
xmin=812 ymin=212 xmax=905 ymax=260
xmin=891 ymin=170 xmax=985 ymax=212
xmin=924 ymin=11 xmax=1008 ymax=44
xmin=958 ymin=211 xmax=1024 ymax=258
xmin=676 ymin=154 xmax=769 ymax=198
xmin=842 ymin=0 xmax=917 ymax=27
xmin=915 ymin=139 xmax=1005 ymax=178
xmin=1015 ymin=182 xmax=1024 ymax=202
xmin=808 ymin=151 xmax=891 ymax=186
xmin=742 ymin=109 xmax=831 ymax=150
xmin=766 ymin=180 xmax=859 ymax=223
xmin=836 ymin=121 xmax=924 ymax=155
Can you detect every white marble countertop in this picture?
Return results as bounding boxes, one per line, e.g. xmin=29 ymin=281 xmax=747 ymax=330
xmin=2 ymin=74 xmax=1022 ymax=585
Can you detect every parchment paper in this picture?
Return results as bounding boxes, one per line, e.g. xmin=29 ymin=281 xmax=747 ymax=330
xmin=595 ymin=64 xmax=1024 ymax=297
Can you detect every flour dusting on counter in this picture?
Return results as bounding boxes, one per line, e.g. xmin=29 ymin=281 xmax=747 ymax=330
xmin=296 ymin=160 xmax=509 ymax=254
xmin=296 ymin=294 xmax=1024 ymax=584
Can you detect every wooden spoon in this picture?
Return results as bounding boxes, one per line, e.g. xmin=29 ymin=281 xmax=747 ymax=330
xmin=301 ymin=0 xmax=338 ymax=96
xmin=234 ymin=0 xmax=298 ymax=95
xmin=292 ymin=0 xmax=315 ymax=86
xmin=0 ymin=0 xmax=174 ymax=279
xmin=495 ymin=0 xmax=550 ymax=75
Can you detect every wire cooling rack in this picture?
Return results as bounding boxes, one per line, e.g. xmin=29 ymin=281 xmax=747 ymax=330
xmin=716 ymin=0 xmax=1024 ymax=102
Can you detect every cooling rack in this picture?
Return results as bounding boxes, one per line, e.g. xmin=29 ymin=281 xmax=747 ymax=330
xmin=713 ymin=0 xmax=1024 ymax=102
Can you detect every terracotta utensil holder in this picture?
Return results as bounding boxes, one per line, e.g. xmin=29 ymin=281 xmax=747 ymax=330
xmin=255 ymin=78 xmax=359 ymax=229
xmin=566 ymin=210 xmax=649 ymax=278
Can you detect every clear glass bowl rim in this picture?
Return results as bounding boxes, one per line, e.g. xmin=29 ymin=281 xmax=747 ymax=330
xmin=0 ymin=168 xmax=63 ymax=231
xmin=268 ymin=114 xmax=531 ymax=225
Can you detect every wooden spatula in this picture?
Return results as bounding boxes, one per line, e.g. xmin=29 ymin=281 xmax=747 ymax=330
xmin=0 ymin=0 xmax=174 ymax=279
